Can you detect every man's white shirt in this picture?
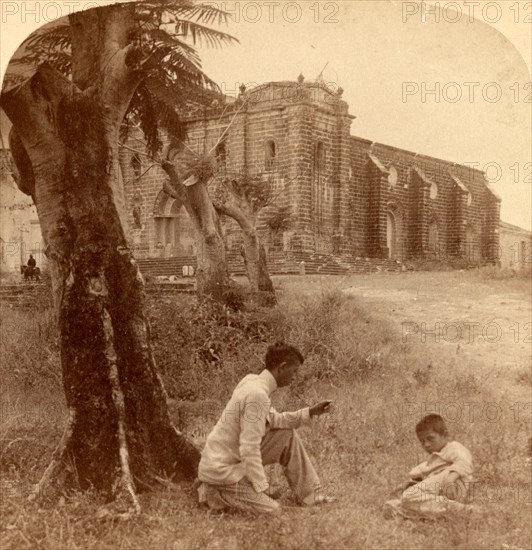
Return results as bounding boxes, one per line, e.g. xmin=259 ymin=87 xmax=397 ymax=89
xmin=198 ymin=369 xmax=311 ymax=493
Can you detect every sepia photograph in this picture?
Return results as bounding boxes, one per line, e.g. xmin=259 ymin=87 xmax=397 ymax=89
xmin=0 ymin=1 xmax=530 ymax=548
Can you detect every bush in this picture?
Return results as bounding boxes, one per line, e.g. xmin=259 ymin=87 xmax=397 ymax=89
xmin=148 ymin=295 xmax=289 ymax=402
xmin=147 ymin=289 xmax=398 ymax=403
xmin=286 ymin=289 xmax=397 ymax=386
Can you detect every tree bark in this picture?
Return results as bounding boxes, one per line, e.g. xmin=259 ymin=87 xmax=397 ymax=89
xmin=1 ymin=5 xmax=199 ymax=504
xmin=162 ymin=159 xmax=233 ymax=303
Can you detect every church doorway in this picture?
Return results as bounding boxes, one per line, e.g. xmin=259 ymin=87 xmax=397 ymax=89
xmin=428 ymin=220 xmax=439 ymax=257
xmin=153 ymin=194 xmax=195 ymax=257
xmin=465 ymin=224 xmax=480 ymax=263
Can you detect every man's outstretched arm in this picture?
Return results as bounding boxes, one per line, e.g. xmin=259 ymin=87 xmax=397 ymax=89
xmin=268 ymin=401 xmax=333 ymax=429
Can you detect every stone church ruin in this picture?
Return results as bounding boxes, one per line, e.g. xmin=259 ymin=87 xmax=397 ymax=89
xmin=122 ymin=77 xmax=500 ymax=273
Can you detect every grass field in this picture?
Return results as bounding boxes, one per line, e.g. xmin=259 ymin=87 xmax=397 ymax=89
xmin=1 ymin=271 xmax=530 ymax=550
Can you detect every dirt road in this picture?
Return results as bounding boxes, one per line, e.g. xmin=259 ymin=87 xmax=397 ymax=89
xmin=281 ymin=271 xmax=531 ymax=398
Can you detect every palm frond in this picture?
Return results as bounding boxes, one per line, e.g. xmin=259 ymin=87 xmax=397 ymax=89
xmin=22 ymin=23 xmax=71 ymax=50
xmin=13 ymin=22 xmax=72 ymax=77
xmin=143 ymin=28 xmax=202 ymax=66
xmin=171 ymin=3 xmax=233 ymax=26
xmin=162 ymin=49 xmax=218 ymax=88
xmin=12 ymin=50 xmax=72 ymax=77
xmin=129 ymin=86 xmax=163 ymax=156
xmin=175 ymin=19 xmax=237 ymax=47
xmin=136 ymin=0 xmax=195 ymax=14
xmin=8 ymin=0 xmax=236 ymax=156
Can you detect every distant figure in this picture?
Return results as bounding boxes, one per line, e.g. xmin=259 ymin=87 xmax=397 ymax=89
xmin=383 ymin=414 xmax=474 ymax=519
xmin=21 ymin=255 xmax=40 ymax=282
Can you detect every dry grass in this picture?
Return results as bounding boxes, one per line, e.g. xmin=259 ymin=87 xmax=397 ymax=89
xmin=476 ymin=265 xmax=531 ymax=281
xmin=1 ymin=272 xmax=531 ymax=550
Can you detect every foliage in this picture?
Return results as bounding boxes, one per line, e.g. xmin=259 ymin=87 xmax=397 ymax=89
xmin=263 ymin=204 xmax=294 ymax=234
xmin=219 ymin=172 xmax=276 ymax=213
xmin=146 ymin=294 xmax=288 ymax=401
xmin=7 ymin=0 xmax=237 ymax=156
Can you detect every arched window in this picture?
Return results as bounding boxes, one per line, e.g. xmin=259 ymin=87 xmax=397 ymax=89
xmin=388 ymin=165 xmax=398 ymax=187
xmin=131 ymin=153 xmax=142 ymax=178
xmin=265 ymin=140 xmax=276 ymax=170
xmin=429 ymin=181 xmax=438 ymax=200
xmin=215 ymin=143 xmax=226 ymax=173
xmin=315 ymin=141 xmax=326 ymax=173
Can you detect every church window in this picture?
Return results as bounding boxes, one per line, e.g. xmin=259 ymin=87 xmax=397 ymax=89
xmin=265 ymin=140 xmax=276 ymax=170
xmin=215 ymin=143 xmax=227 ymax=173
xmin=315 ymin=141 xmax=326 ymax=173
xmin=388 ymin=165 xmax=398 ymax=187
xmin=429 ymin=181 xmax=438 ymax=200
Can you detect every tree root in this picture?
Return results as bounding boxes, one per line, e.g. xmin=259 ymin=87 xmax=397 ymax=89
xmin=29 ymin=407 xmax=76 ymax=502
xmin=104 ymin=309 xmax=141 ymax=514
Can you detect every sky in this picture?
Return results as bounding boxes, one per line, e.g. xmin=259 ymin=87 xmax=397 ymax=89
xmin=1 ymin=0 xmax=530 ymax=229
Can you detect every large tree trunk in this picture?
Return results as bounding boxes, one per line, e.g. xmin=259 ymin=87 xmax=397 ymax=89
xmin=1 ymin=5 xmax=199 ymax=506
xmin=162 ymin=160 xmax=233 ymax=303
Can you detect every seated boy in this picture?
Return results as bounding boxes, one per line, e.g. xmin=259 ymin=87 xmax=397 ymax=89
xmin=384 ymin=413 xmax=474 ymax=519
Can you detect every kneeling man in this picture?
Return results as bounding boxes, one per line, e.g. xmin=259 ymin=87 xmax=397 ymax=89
xmin=197 ymin=342 xmax=334 ymax=514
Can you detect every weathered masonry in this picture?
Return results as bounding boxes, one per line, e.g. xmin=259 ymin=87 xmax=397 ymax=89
xmin=121 ymin=77 xmax=501 ymax=264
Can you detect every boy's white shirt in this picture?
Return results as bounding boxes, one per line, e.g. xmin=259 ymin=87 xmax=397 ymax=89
xmin=409 ymin=440 xmax=473 ymax=482
xmin=198 ymin=369 xmax=311 ymax=493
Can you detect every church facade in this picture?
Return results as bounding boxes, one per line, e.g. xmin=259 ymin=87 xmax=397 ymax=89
xmin=121 ymin=77 xmax=501 ymax=266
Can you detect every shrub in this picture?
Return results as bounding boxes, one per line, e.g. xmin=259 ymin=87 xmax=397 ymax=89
xmin=147 ymin=295 xmax=289 ymax=401
xmin=285 ymin=289 xmax=396 ymax=389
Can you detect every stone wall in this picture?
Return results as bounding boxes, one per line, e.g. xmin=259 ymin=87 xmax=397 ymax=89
xmin=499 ymin=222 xmax=531 ymax=269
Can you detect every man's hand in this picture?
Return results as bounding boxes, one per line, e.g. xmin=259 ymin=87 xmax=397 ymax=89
xmin=309 ymin=400 xmax=333 ymax=417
